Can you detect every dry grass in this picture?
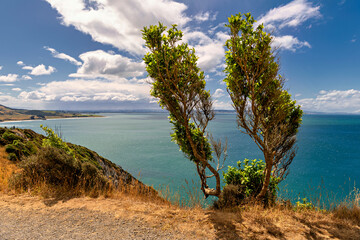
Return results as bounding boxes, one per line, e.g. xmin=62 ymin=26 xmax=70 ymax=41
xmin=1 ymin=191 xmax=360 ymax=240
xmin=0 ymin=147 xmax=20 ymax=193
xmin=333 ymin=188 xmax=360 ymax=225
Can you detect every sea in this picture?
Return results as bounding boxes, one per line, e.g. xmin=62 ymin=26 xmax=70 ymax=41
xmin=1 ymin=113 xmax=359 ymax=207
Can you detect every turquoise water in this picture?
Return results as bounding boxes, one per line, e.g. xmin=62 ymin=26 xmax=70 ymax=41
xmin=1 ymin=113 xmax=359 ymax=204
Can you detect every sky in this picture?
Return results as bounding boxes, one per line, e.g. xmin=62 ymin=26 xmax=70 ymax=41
xmin=0 ymin=0 xmax=359 ymax=113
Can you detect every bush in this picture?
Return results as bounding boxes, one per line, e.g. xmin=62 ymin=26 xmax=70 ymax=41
xmin=294 ymin=198 xmax=315 ymax=211
xmin=220 ymin=159 xmax=280 ymax=207
xmin=40 ymin=125 xmax=75 ymax=159
xmin=13 ymin=146 xmax=81 ymax=189
xmin=5 ymin=140 xmax=35 ymax=161
xmin=11 ymin=146 xmax=110 ymax=197
xmin=7 ymin=153 xmax=17 ymax=162
xmin=2 ymin=130 xmax=22 ymax=143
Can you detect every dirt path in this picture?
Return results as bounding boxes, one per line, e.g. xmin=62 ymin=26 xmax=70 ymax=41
xmin=0 ymin=195 xmax=183 ymax=240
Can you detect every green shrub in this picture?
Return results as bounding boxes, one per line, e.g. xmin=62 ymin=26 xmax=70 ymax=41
xmin=25 ymin=141 xmax=38 ymax=155
xmin=40 ymin=125 xmax=75 ymax=159
xmin=11 ymin=146 xmax=109 ymax=197
xmin=221 ymin=159 xmax=280 ymax=206
xmin=7 ymin=153 xmax=17 ymax=162
xmin=5 ymin=144 xmax=17 ymax=154
xmin=5 ymin=140 xmax=34 ymax=161
xmin=5 ymin=144 xmax=22 ymax=161
xmin=294 ymin=198 xmax=315 ymax=211
xmin=2 ymin=130 xmax=22 ymax=143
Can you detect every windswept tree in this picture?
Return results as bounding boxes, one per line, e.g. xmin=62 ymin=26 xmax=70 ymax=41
xmin=224 ymin=13 xmax=303 ymax=200
xmin=142 ymin=23 xmax=226 ymax=198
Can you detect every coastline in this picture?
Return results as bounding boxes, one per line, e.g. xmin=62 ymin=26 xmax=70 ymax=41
xmin=0 ymin=114 xmax=104 ymax=124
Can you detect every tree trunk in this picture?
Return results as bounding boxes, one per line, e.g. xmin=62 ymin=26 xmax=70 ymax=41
xmin=184 ymin=122 xmax=221 ymax=198
xmin=257 ymin=153 xmax=273 ymax=200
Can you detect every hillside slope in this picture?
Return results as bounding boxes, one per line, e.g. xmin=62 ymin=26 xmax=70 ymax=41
xmin=0 ymin=104 xmax=99 ymax=122
xmin=0 ymin=126 xmax=155 ymax=197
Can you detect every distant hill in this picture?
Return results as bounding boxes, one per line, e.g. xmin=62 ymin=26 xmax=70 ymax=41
xmin=0 ymin=104 xmax=100 ymax=122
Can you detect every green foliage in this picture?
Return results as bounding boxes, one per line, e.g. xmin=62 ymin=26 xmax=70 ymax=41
xmin=295 ymin=198 xmax=315 ymax=211
xmin=2 ymin=130 xmax=22 ymax=143
xmin=5 ymin=144 xmax=17 ymax=154
xmin=25 ymin=141 xmax=38 ymax=155
xmin=142 ymin=24 xmax=212 ymax=161
xmin=143 ymin=23 xmax=220 ymax=197
xmin=5 ymin=140 xmax=33 ymax=161
xmin=7 ymin=153 xmax=17 ymax=162
xmin=223 ymin=159 xmax=280 ymax=202
xmin=68 ymin=143 xmax=101 ymax=168
xmin=170 ymin=117 xmax=212 ymax=163
xmin=40 ymin=125 xmax=75 ymax=159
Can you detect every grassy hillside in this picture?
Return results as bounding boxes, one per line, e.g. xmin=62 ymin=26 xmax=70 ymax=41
xmin=0 ymin=126 xmax=157 ymax=198
xmin=0 ymin=104 xmax=100 ymax=122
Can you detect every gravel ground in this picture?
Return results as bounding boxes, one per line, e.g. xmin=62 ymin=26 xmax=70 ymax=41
xmin=0 ymin=204 xmax=178 ymax=240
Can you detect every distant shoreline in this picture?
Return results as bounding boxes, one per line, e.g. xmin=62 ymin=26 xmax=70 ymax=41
xmin=0 ymin=114 xmax=104 ymax=123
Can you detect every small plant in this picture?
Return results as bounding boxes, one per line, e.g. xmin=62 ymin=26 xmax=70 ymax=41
xmin=224 ymin=159 xmax=280 ymax=199
xmin=294 ymin=198 xmax=315 ymax=211
xmin=40 ymin=125 xmax=75 ymax=159
xmin=217 ymin=159 xmax=280 ymax=207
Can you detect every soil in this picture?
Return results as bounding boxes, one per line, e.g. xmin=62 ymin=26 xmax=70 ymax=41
xmin=0 ymin=194 xmax=181 ymax=240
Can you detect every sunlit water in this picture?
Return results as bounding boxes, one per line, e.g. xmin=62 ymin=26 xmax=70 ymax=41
xmin=1 ymin=113 xmax=359 ymax=205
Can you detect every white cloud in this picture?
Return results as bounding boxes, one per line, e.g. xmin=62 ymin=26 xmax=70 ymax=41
xmin=272 ymin=35 xmax=311 ymax=51
xmin=256 ymin=0 xmax=320 ymax=52
xmin=213 ymin=88 xmax=225 ymax=98
xmin=194 ymin=11 xmax=217 ymax=22
xmin=12 ymin=88 xmax=22 ymax=92
xmin=23 ymin=64 xmax=56 ymax=76
xmin=70 ymin=50 xmax=145 ymax=79
xmin=183 ymin=30 xmax=225 ymax=72
xmin=19 ymin=78 xmax=151 ymax=103
xmin=257 ymin=0 xmax=321 ymax=29
xmin=208 ymin=22 xmax=226 ymax=35
xmin=0 ymin=74 xmax=19 ymax=82
xmin=22 ymin=75 xmax=32 ymax=80
xmin=213 ymin=99 xmax=232 ymax=110
xmin=298 ymin=89 xmax=360 ymax=113
xmin=45 ymin=0 xmax=189 ymax=55
xmin=0 ymin=94 xmax=46 ymax=109
xmin=0 ymin=66 xmax=3 ymax=70
xmin=17 ymin=61 xmax=24 ymax=66
xmin=44 ymin=46 xmax=82 ymax=66
xmin=44 ymin=1 xmax=227 ymax=72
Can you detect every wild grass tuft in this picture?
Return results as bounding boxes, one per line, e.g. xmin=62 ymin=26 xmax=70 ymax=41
xmin=333 ymin=187 xmax=360 ymax=224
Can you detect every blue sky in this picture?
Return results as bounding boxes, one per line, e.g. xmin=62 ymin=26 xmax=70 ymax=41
xmin=0 ymin=0 xmax=359 ymax=113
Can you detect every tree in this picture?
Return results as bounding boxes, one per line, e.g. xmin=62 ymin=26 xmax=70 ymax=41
xmin=224 ymin=13 xmax=303 ymax=200
xmin=142 ymin=23 xmax=226 ymax=198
